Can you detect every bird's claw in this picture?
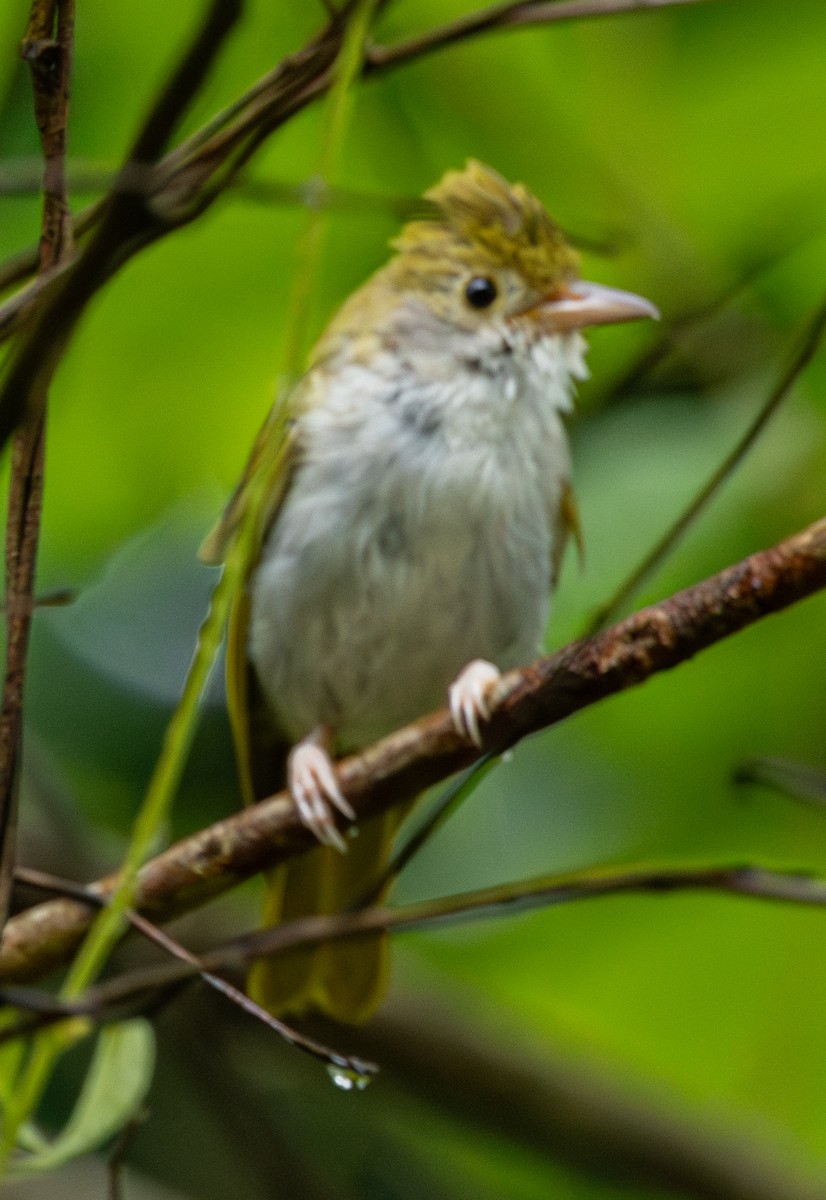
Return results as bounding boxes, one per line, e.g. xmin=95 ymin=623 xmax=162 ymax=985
xmin=288 ymin=740 xmax=355 ymax=853
xmin=448 ymin=659 xmax=501 ymax=748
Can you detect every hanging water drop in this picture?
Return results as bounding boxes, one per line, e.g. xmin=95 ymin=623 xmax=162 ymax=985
xmin=327 ymin=1064 xmax=372 ymax=1091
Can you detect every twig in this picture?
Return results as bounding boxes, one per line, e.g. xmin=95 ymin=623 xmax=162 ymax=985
xmin=2 ymin=515 xmax=825 ymax=985
xmin=364 ymin=0 xmax=717 ymax=70
xmin=5 ymin=858 xmax=826 ymax=1039
xmin=175 ymin=860 xmax=826 ymax=977
xmin=734 ymin=756 xmax=826 ymax=810
xmin=609 ymin=220 xmax=822 ymax=398
xmin=0 ymin=0 xmax=243 ymax=450
xmin=107 ymin=1109 xmax=148 ymax=1200
xmin=361 ymin=753 xmax=497 ymax=906
xmin=0 ymin=0 xmax=712 ymax=415
xmin=8 ymin=866 xmax=377 ymax=1073
xmin=127 ymin=0 xmax=242 ymax=167
xmin=585 ymin=296 xmax=826 ymax=633
xmin=122 ymin=910 xmax=375 ymax=1075
xmin=0 ymin=0 xmax=75 ymax=931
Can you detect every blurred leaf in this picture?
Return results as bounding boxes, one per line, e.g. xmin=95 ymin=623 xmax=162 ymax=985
xmin=9 ymin=1019 xmax=155 ymax=1177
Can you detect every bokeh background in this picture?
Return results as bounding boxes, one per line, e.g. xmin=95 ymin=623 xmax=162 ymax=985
xmin=2 ymin=1 xmax=826 ymax=1196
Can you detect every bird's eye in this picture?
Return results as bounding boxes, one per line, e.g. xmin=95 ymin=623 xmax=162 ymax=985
xmin=465 ymin=276 xmax=498 ymax=309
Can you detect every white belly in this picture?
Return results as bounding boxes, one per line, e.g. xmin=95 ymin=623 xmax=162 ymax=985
xmin=249 ymin=346 xmax=576 ymax=748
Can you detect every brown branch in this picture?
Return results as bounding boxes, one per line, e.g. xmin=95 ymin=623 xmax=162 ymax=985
xmin=2 ymin=516 xmax=826 ymax=985
xmin=4 ymin=858 xmax=826 ymax=1042
xmin=0 ymin=0 xmax=713 ymax=425
xmin=0 ymin=0 xmax=244 ymax=449
xmin=0 ymin=0 xmax=74 ymax=928
xmin=585 ymin=295 xmax=826 ymax=634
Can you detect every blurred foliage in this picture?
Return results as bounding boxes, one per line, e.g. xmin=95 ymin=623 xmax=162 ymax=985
xmin=2 ymin=0 xmax=826 ymax=1197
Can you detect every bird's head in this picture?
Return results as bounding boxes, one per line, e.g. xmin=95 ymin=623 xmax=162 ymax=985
xmin=390 ymin=160 xmax=657 ymax=337
xmin=314 ymin=161 xmax=657 ymax=374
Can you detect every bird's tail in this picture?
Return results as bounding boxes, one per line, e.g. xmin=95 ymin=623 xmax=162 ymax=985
xmin=247 ymin=805 xmax=408 ymax=1023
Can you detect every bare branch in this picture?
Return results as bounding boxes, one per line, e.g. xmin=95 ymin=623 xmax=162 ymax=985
xmin=0 ymin=0 xmax=243 ymax=449
xmin=586 ymin=295 xmax=826 ymax=633
xmin=365 ymin=0 xmax=718 ymax=70
xmin=111 ymin=860 xmax=826 ymax=995
xmin=10 ymin=865 xmax=377 ymax=1073
xmin=0 ymin=0 xmax=714 ymax=409
xmin=5 ymin=858 xmax=826 ymax=1042
xmin=2 ymin=515 xmax=825 ymax=985
xmin=0 ymin=0 xmax=75 ymax=929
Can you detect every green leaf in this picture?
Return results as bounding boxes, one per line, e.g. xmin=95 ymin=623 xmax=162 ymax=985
xmin=9 ymin=1019 xmax=155 ymax=1176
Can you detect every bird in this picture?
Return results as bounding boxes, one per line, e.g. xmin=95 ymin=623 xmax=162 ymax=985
xmin=200 ymin=160 xmax=658 ymax=1023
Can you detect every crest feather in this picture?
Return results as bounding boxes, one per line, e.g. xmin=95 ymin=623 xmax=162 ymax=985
xmin=394 ymin=160 xmax=579 ymax=291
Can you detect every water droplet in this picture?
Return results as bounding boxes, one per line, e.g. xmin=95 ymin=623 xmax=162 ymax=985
xmin=327 ymin=1065 xmax=372 ymax=1091
xmin=502 ymin=749 xmax=514 ymax=764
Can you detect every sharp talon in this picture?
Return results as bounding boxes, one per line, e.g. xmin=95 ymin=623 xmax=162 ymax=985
xmin=310 ymin=787 xmax=348 ymax=853
xmin=288 ymin=739 xmax=352 ymax=852
xmin=314 ymin=756 xmax=356 ymax=820
xmin=448 ymin=659 xmax=501 ymax=748
xmin=464 ymin=700 xmax=482 ymax=748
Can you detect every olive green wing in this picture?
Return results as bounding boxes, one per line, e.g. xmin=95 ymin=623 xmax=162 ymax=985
xmin=552 ymin=479 xmax=585 ymax=584
xmin=199 ymin=396 xmax=299 ymax=568
xmin=200 ymin=397 xmax=302 ymax=806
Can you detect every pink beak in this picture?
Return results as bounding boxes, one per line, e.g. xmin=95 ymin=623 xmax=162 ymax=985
xmin=535 ymin=281 xmax=659 ymax=331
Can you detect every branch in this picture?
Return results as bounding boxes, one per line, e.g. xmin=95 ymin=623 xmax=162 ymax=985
xmin=0 ymin=0 xmax=243 ymax=448
xmin=586 ymin=295 xmax=826 ymax=633
xmin=365 ymin=0 xmax=717 ymax=70
xmin=2 ymin=515 xmax=826 ymax=985
xmin=0 ymin=0 xmax=74 ymax=927
xmin=0 ymin=0 xmax=713 ymax=422
xmin=5 ymin=859 xmax=826 ymax=1038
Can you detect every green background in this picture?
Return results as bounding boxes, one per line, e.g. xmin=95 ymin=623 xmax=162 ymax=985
xmin=2 ymin=1 xmax=826 ymax=1196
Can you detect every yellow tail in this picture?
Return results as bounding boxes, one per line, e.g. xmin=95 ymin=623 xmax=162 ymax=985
xmin=225 ymin=578 xmax=407 ymax=1022
xmin=248 ymin=806 xmax=407 ymax=1023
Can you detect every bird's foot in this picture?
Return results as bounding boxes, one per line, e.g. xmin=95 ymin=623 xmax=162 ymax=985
xmin=288 ymin=729 xmax=355 ymax=853
xmin=448 ymin=659 xmax=501 ymax=748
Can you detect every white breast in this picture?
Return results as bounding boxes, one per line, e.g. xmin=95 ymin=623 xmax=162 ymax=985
xmin=249 ymin=331 xmax=585 ymax=748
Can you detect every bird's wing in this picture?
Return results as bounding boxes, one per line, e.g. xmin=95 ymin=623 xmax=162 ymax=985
xmin=552 ymin=479 xmax=585 ymax=583
xmin=198 ymin=392 xmax=300 ymax=568
xmin=199 ymin=386 xmax=307 ymax=805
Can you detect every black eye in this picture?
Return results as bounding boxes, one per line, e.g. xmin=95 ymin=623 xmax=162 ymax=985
xmin=465 ymin=276 xmax=498 ymax=309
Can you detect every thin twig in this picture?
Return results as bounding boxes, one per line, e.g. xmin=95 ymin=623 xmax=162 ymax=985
xmin=4 ymin=858 xmax=825 ymax=1040
xmin=0 ymin=0 xmax=711 ymax=404
xmin=124 ymin=911 xmax=375 ymax=1075
xmin=585 ymin=296 xmax=826 ymax=634
xmin=0 ymin=0 xmax=75 ymax=930
xmin=364 ymin=0 xmax=716 ymax=70
xmin=107 ymin=1109 xmax=148 ymax=1200
xmin=610 ymin=222 xmax=823 ymax=398
xmin=10 ymin=866 xmax=378 ymax=1075
xmin=0 ymin=0 xmax=244 ymax=450
xmin=734 ymin=757 xmax=826 ymax=810
xmin=2 ymin=515 xmax=825 ymax=986
xmin=360 ymin=753 xmax=497 ymax=906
